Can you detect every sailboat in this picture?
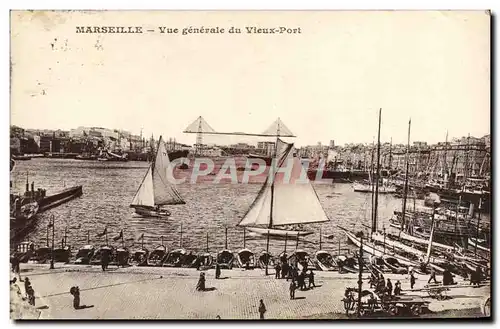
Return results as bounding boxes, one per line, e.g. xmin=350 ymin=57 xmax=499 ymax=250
xmin=130 ymin=136 xmax=185 ymax=217
xmin=237 ymin=139 xmax=329 ymax=238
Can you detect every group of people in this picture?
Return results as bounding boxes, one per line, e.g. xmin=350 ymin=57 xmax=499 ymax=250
xmin=24 ymin=277 xmax=36 ymax=306
xmin=369 ymin=273 xmax=401 ymax=298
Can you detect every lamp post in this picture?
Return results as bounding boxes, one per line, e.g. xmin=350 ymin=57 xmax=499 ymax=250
xmin=355 ymin=231 xmax=364 ymax=317
xmin=50 ymin=215 xmax=55 ymax=269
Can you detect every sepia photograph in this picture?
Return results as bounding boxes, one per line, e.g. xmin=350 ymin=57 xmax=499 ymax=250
xmin=8 ymin=10 xmax=491 ymax=320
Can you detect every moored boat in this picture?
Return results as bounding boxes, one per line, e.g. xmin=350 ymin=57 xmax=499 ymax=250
xmin=195 ymin=252 xmax=214 ymax=270
xmin=258 ymin=250 xmax=275 ymax=269
xmin=115 ymin=247 xmax=130 ymax=267
xmin=53 ymin=245 xmax=71 ymax=263
xmin=237 ymin=248 xmax=256 ymax=269
xmin=130 ymin=248 xmax=149 ymax=266
xmin=162 ymin=248 xmax=186 ymax=267
xmin=314 ymin=250 xmax=336 ymax=271
xmin=468 ymin=238 xmax=490 ymax=253
xmin=148 ymin=245 xmax=167 ymax=266
xmin=30 ymin=246 xmax=51 ymax=263
xmin=217 ymin=249 xmax=234 ymax=269
xmin=335 ymin=255 xmax=358 ymax=273
xmin=383 ymin=256 xmax=408 ymax=274
xmin=90 ymin=246 xmax=115 ymax=265
xmin=181 ymin=252 xmax=198 ymax=268
xmin=74 ymin=245 xmax=95 ymax=264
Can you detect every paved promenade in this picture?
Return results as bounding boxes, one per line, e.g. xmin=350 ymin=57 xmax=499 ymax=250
xmin=14 ymin=263 xmax=489 ymax=320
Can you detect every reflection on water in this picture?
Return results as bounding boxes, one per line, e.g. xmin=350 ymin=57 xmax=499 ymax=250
xmin=11 ymin=158 xmax=407 ymax=256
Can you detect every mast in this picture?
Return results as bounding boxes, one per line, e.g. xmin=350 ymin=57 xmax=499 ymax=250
xmin=370 ymin=139 xmax=375 ymax=227
xmin=389 ymin=137 xmax=392 ymax=170
xmin=372 ymin=109 xmax=382 ymax=233
xmin=425 ymin=205 xmax=437 ymax=264
xmin=268 ymin=118 xmax=281 ymax=229
xmin=400 ymin=119 xmax=411 ymax=234
xmin=443 ymin=131 xmax=448 ymax=182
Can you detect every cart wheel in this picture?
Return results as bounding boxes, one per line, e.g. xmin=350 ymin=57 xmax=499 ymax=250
xmin=437 ymin=289 xmax=447 ymax=301
xmin=388 ymin=305 xmax=398 ymax=316
xmin=482 ymin=297 xmax=491 ymax=317
xmin=410 ymin=304 xmax=422 ymax=316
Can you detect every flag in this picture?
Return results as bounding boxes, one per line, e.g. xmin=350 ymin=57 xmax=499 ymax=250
xmin=96 ymin=227 xmax=107 ymax=238
xmin=113 ymin=230 xmax=123 ymax=241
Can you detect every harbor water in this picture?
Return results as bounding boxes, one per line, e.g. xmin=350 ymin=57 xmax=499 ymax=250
xmin=12 ymin=158 xmax=417 ymax=256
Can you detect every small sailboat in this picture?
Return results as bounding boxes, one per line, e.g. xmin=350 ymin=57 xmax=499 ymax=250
xmin=237 ymin=248 xmax=256 ymax=268
xmin=314 ymin=250 xmax=336 ymax=271
xmin=217 ymin=250 xmax=235 ymax=269
xmin=237 ymin=139 xmax=329 ymax=238
xmin=75 ymin=245 xmax=95 ymax=265
xmin=130 ymin=136 xmax=185 ymax=218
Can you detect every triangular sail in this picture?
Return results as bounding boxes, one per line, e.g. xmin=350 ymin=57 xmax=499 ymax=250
xmin=152 ymin=137 xmax=185 ymax=205
xmin=238 ymin=139 xmax=329 ymax=227
xmin=131 ymin=166 xmax=155 ymax=207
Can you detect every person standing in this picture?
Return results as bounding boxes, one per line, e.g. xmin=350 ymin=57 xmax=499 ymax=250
xmin=394 ymin=280 xmax=402 ymax=295
xmin=410 ymin=272 xmax=416 ymax=289
xmin=196 ymin=272 xmax=206 ymax=291
xmin=275 ymin=263 xmax=281 ymax=279
xmin=70 ymin=286 xmax=81 ymax=309
xmin=215 ymin=263 xmax=221 ymax=279
xmin=258 ymin=299 xmax=266 ymax=319
xmin=289 ymin=280 xmax=296 ymax=300
xmin=386 ymin=278 xmax=393 ymax=297
xmin=308 ymin=270 xmax=316 ymax=289
xmin=101 ymin=251 xmax=109 ymax=272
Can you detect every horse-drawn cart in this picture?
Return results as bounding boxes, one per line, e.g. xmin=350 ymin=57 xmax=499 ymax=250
xmin=342 ymin=287 xmax=430 ymax=317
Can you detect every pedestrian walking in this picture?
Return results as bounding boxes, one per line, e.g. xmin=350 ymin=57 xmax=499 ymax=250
xmin=289 ymin=280 xmax=296 ymax=300
xmin=258 ymin=299 xmax=266 ymax=319
xmin=427 ymin=269 xmax=438 ymax=284
xmin=308 ymin=270 xmax=316 ymax=289
xmin=298 ymin=271 xmax=305 ymax=290
xmin=410 ymin=272 xmax=416 ymax=289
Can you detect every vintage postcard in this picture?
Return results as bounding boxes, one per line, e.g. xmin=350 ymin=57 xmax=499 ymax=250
xmin=9 ymin=10 xmax=491 ymax=320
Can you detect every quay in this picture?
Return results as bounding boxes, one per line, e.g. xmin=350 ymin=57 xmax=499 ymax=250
xmin=12 ymin=263 xmax=489 ymax=320
xmin=37 ymin=185 xmax=83 ymax=212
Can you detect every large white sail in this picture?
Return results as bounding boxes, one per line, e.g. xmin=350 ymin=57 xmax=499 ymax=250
xmin=131 ymin=136 xmax=185 ymax=207
xmin=131 ymin=166 xmax=155 ymax=207
xmin=238 ymin=139 xmax=329 ymax=227
xmin=152 ymin=137 xmax=185 ymax=205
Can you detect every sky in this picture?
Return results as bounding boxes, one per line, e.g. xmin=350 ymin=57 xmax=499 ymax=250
xmin=10 ymin=11 xmax=490 ymax=147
